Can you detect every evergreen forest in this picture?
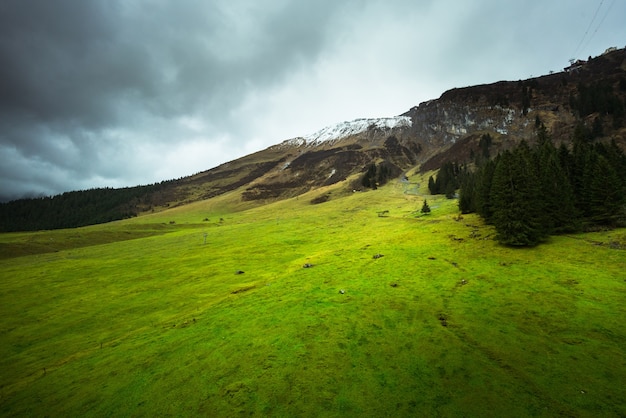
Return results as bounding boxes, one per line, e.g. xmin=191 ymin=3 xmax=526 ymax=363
xmin=362 ymin=163 xmax=393 ymax=190
xmin=0 ymin=184 xmax=166 ymax=232
xmin=437 ymin=125 xmax=626 ymax=246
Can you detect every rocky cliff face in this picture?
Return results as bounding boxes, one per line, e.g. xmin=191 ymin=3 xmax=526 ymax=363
xmin=407 ymin=48 xmax=625 ymax=169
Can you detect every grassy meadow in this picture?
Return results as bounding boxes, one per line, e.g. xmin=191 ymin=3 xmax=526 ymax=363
xmin=1 ymin=177 xmax=625 ymax=417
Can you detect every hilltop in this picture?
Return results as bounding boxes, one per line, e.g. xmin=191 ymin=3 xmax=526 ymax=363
xmin=1 ymin=47 xmax=625 ymax=231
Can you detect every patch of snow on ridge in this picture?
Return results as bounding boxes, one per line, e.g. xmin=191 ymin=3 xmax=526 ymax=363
xmin=274 ymin=137 xmax=306 ymax=149
xmin=303 ymin=116 xmax=412 ymax=144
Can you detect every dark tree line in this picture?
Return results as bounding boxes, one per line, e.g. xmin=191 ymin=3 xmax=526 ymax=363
xmin=428 ymin=161 xmax=467 ymax=198
xmin=457 ymin=127 xmax=626 ymax=246
xmin=0 ymin=184 xmax=166 ymax=232
xmin=362 ymin=163 xmax=392 ymax=190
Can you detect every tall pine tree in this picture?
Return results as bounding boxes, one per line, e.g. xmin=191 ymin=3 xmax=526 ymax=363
xmin=536 ymin=135 xmax=580 ymax=233
xmin=458 ymin=172 xmax=477 ymax=214
xmin=490 ymin=149 xmax=546 ymax=246
xmin=583 ymin=154 xmax=624 ymax=225
xmin=475 ymin=156 xmax=498 ymax=223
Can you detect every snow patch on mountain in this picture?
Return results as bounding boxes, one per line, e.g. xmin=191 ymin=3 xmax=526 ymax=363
xmin=275 ymin=116 xmax=412 ymax=148
xmin=303 ymin=116 xmax=412 ymax=144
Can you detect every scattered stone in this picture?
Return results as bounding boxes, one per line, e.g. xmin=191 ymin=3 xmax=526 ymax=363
xmin=438 ymin=314 xmax=448 ymax=327
xmin=303 ymin=263 xmax=313 ymax=268
xmin=235 ymin=270 xmax=245 ymax=275
xmin=373 ymin=253 xmax=384 ymax=259
xmin=451 ymin=261 xmax=458 ymax=267
xmin=390 ymin=283 xmax=399 ymax=288
xmin=231 ymin=285 xmax=256 ymax=294
xmin=428 ymin=256 xmax=436 ymax=260
xmin=311 ymin=194 xmax=331 ymax=204
xmin=339 ymin=289 xmax=345 ymax=294
xmin=460 ymin=279 xmax=467 ymax=286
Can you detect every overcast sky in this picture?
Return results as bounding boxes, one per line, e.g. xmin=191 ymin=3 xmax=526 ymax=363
xmin=1 ymin=0 xmax=624 ymax=201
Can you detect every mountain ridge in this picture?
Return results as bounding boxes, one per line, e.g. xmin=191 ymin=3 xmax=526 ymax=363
xmin=2 ymin=46 xmax=625 ymax=231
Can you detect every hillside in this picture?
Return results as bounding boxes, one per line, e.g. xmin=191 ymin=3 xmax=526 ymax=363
xmin=1 ymin=47 xmax=625 ymax=232
xmin=1 ymin=48 xmax=626 ymax=414
xmin=1 ymin=177 xmax=625 ymax=416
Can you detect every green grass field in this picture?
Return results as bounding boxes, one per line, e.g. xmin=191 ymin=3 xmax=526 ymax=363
xmin=1 ymin=178 xmax=625 ymax=417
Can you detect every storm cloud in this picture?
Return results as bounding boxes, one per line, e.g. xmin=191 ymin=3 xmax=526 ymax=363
xmin=1 ymin=0 xmax=624 ymax=201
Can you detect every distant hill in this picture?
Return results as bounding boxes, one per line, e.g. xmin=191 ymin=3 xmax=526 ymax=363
xmin=2 ymin=47 xmax=625 ymax=232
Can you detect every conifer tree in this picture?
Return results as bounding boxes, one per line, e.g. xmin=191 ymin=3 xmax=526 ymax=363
xmin=474 ymin=157 xmax=498 ymax=223
xmin=362 ymin=164 xmax=377 ymax=189
xmin=421 ymin=199 xmax=431 ymax=214
xmin=584 ymin=154 xmax=624 ymax=225
xmin=430 ymin=162 xmax=460 ymax=198
xmin=444 ymin=182 xmax=456 ymax=199
xmin=536 ymin=134 xmax=580 ymax=233
xmin=458 ymin=172 xmax=477 ymax=214
xmin=428 ymin=175 xmax=437 ymax=194
xmin=571 ymin=138 xmax=593 ymax=213
xmin=490 ymin=150 xmax=545 ymax=246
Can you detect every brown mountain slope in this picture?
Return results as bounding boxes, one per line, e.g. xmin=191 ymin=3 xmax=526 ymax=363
xmin=159 ymin=46 xmax=625 ymax=206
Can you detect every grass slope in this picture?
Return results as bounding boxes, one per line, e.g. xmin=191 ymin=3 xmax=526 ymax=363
xmin=1 ymin=179 xmax=625 ymax=417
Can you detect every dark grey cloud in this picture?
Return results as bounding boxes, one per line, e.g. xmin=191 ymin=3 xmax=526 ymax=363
xmin=1 ymin=0 xmax=625 ymax=201
xmin=0 ymin=0 xmax=352 ymax=200
xmin=0 ymin=0 xmax=344 ymax=128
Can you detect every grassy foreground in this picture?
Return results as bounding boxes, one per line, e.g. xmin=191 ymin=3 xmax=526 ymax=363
xmin=1 ymin=179 xmax=625 ymax=417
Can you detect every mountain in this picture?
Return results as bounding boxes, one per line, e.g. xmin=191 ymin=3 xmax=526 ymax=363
xmin=2 ymin=47 xmax=626 ymax=231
